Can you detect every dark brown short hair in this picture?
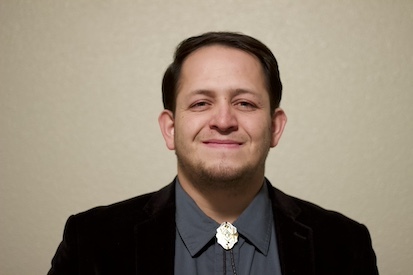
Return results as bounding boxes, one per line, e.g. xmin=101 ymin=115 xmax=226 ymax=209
xmin=162 ymin=31 xmax=283 ymax=114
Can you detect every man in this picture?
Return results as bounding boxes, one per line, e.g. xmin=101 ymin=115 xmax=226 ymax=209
xmin=48 ymin=32 xmax=378 ymax=275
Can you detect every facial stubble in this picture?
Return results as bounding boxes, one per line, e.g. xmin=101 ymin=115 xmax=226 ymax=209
xmin=175 ymin=145 xmax=270 ymax=193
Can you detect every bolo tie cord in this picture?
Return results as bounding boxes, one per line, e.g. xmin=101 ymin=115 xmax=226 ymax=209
xmin=216 ymin=222 xmax=238 ymax=275
xmin=223 ymin=249 xmax=237 ymax=275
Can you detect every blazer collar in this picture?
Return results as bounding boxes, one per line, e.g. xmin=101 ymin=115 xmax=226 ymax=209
xmin=267 ymin=180 xmax=315 ymax=275
xmin=134 ymin=181 xmax=176 ymax=275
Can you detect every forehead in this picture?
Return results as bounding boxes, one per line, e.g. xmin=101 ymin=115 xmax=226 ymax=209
xmin=182 ymin=45 xmax=262 ymax=73
xmin=177 ymin=45 xmax=267 ymax=94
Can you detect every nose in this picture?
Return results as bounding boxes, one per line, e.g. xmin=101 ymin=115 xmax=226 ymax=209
xmin=209 ymin=102 xmax=238 ymax=133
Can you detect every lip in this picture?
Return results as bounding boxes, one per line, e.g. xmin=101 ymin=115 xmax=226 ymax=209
xmin=203 ymin=139 xmax=243 ymax=148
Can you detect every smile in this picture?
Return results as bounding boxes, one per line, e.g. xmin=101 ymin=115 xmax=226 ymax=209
xmin=203 ymin=139 xmax=243 ymax=148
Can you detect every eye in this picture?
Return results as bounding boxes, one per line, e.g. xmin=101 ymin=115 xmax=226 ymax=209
xmin=189 ymin=101 xmax=210 ymax=111
xmin=239 ymin=101 xmax=252 ymax=107
xmin=235 ymin=100 xmax=257 ymax=110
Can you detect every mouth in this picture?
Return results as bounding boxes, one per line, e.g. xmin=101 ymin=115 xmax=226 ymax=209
xmin=203 ymin=139 xmax=243 ymax=148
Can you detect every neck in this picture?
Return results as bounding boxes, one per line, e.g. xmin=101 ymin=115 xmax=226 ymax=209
xmin=178 ymin=173 xmax=265 ymax=224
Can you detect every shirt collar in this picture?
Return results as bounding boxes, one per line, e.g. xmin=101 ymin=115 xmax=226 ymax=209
xmin=175 ymin=180 xmax=219 ymax=257
xmin=175 ymin=179 xmax=273 ymax=257
xmin=233 ymin=182 xmax=273 ymax=255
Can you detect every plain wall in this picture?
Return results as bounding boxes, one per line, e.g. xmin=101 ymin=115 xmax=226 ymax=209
xmin=1 ymin=1 xmax=412 ymax=274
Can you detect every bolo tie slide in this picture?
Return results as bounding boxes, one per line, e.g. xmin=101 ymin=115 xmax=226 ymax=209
xmin=216 ymin=222 xmax=238 ymax=275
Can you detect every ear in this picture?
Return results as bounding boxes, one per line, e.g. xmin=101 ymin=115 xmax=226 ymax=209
xmin=158 ymin=110 xmax=175 ymax=150
xmin=270 ymin=108 xmax=287 ymax=148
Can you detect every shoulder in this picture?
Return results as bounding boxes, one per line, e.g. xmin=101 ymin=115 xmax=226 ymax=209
xmin=268 ymin=183 xmax=378 ymax=271
xmin=69 ymin=181 xmax=176 ymax=230
xmin=48 ymin=182 xmax=176 ymax=274
xmin=268 ymin=182 xmax=374 ymax=247
xmin=269 ymin=183 xmax=364 ymax=227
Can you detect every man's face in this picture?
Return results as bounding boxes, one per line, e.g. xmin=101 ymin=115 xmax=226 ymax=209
xmin=159 ymin=45 xmax=286 ymax=186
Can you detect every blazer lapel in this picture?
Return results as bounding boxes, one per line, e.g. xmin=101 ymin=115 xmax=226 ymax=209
xmin=268 ymin=182 xmax=316 ymax=275
xmin=134 ymin=182 xmax=176 ymax=275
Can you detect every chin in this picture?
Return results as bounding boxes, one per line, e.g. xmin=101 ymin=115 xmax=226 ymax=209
xmin=197 ymin=163 xmax=257 ymax=187
xmin=177 ymin=154 xmax=263 ymax=187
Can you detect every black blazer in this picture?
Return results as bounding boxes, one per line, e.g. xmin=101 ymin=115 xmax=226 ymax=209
xmin=48 ymin=180 xmax=378 ymax=275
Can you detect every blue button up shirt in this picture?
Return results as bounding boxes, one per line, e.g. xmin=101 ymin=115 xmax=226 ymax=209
xmin=175 ymin=180 xmax=282 ymax=275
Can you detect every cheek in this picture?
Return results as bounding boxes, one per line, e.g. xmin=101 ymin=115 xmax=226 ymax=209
xmin=175 ymin=117 xmax=204 ymax=142
xmin=181 ymin=115 xmax=209 ymax=133
xmin=244 ymin=120 xmax=271 ymax=138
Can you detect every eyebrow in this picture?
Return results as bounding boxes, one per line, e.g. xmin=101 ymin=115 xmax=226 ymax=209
xmin=189 ymin=89 xmax=215 ymax=97
xmin=189 ymin=88 xmax=262 ymax=98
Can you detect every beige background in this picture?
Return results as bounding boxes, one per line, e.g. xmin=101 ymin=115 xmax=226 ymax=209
xmin=1 ymin=1 xmax=412 ymax=274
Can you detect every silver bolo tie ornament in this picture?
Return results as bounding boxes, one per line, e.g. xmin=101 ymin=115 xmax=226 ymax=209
xmin=216 ymin=222 xmax=239 ymax=250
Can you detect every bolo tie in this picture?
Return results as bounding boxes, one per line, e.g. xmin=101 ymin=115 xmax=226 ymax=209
xmin=216 ymin=222 xmax=238 ymax=275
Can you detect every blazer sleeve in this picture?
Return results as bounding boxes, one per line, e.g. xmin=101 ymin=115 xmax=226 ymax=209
xmin=48 ymin=215 xmax=79 ymax=275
